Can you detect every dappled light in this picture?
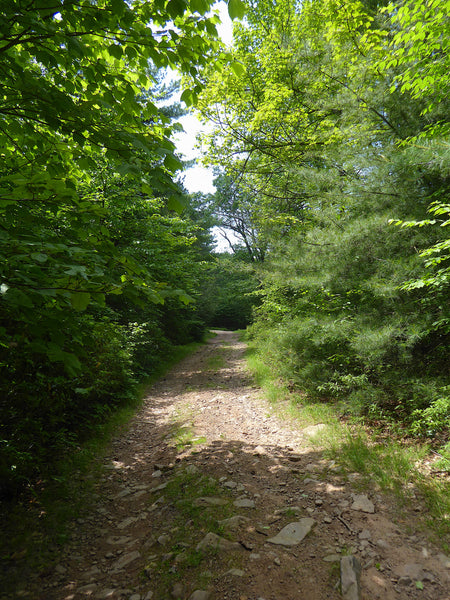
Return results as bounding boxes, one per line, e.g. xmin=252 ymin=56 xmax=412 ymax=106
xmin=5 ymin=332 xmax=448 ymax=600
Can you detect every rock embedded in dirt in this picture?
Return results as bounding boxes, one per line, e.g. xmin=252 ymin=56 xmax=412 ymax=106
xmin=323 ymin=554 xmax=341 ymax=562
xmin=233 ymin=498 xmax=256 ymax=508
xmin=196 ymin=532 xmax=241 ymax=553
xmin=395 ymin=562 xmax=434 ymax=582
xmin=437 ymin=553 xmax=450 ymax=569
xmin=171 ymin=583 xmax=185 ymax=598
xmin=111 ymin=550 xmax=141 ymax=571
xmin=97 ymin=589 xmax=117 ymax=599
xmin=194 ymin=497 xmax=229 ymax=507
xmin=188 ymin=591 xmax=212 ymax=600
xmin=117 ymin=516 xmax=138 ymax=530
xmin=227 ymin=568 xmax=245 ymax=577
xmin=302 ymin=424 xmax=327 ymax=437
xmin=267 ymin=518 xmax=315 ymax=546
xmin=223 ymin=480 xmax=237 ymax=489
xmin=358 ymin=529 xmax=371 ymax=540
xmin=219 ymin=515 xmax=250 ymax=530
xmin=351 ymin=494 xmax=375 ymax=513
xmin=340 ymin=555 xmax=361 ymax=600
xmin=274 ymin=506 xmax=302 ymax=515
xmin=77 ymin=583 xmax=97 ymax=593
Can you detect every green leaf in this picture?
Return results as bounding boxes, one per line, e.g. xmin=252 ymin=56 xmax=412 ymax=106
xmin=167 ymin=0 xmax=187 ymax=18
xmin=167 ymin=195 xmax=187 ymax=213
xmin=230 ymin=61 xmax=246 ymax=77
xmin=180 ymin=89 xmax=195 ymax=106
xmin=141 ymin=182 xmax=153 ymax=195
xmin=67 ymin=37 xmax=85 ymax=57
xmin=108 ymin=44 xmax=123 ymax=60
xmin=228 ymin=0 xmax=246 ymax=20
xmin=164 ymin=153 xmax=183 ymax=172
xmin=4 ymin=288 xmax=33 ymax=308
xmin=31 ymin=253 xmax=48 ymax=263
xmin=70 ymin=292 xmax=91 ymax=311
xmin=110 ymin=0 xmax=127 ymax=15
xmin=191 ymin=0 xmax=208 ymax=13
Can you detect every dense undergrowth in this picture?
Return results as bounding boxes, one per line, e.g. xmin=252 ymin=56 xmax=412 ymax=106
xmin=0 ymin=336 xmax=206 ymax=593
xmin=196 ymin=0 xmax=449 ymax=465
xmin=245 ymin=338 xmax=450 ymax=546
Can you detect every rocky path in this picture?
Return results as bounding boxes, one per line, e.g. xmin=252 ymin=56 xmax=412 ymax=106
xmin=24 ymin=331 xmax=449 ymax=599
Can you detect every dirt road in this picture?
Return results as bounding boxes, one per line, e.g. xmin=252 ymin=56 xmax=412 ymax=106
xmin=22 ymin=331 xmax=449 ymax=600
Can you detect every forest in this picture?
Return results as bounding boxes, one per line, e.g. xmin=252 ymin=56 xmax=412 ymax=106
xmin=0 ymin=0 xmax=448 ymax=507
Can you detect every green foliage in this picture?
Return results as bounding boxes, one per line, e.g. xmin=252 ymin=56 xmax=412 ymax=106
xmin=198 ymin=253 xmax=260 ymax=330
xmin=199 ymin=0 xmax=449 ymax=444
xmin=0 ymin=0 xmax=225 ymax=497
xmin=410 ymin=390 xmax=450 ymax=438
xmin=145 ymin=467 xmax=235 ymax=597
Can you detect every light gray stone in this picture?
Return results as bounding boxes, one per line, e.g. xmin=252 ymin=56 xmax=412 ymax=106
xmin=196 ymin=532 xmax=240 ymax=553
xmin=358 ymin=529 xmax=372 ymax=540
xmin=171 ymin=583 xmax=185 ymax=598
xmin=267 ymin=518 xmax=315 ymax=546
xmin=223 ymin=481 xmax=237 ymax=489
xmin=351 ymin=494 xmax=375 ymax=514
xmin=55 ymin=564 xmax=67 ymax=574
xmin=117 ymin=517 xmax=137 ymax=530
xmin=233 ymin=498 xmax=255 ymax=508
xmin=157 ymin=534 xmax=170 ymax=545
xmin=188 ymin=591 xmax=212 ymax=600
xmin=96 ymin=589 xmax=116 ymax=599
xmin=437 ymin=553 xmax=450 ymax=569
xmin=185 ymin=465 xmax=199 ymax=475
xmin=340 ymin=555 xmax=361 ymax=600
xmin=151 ymin=483 xmax=167 ymax=492
xmin=396 ymin=563 xmax=425 ymax=581
xmin=323 ymin=554 xmax=341 ymax=562
xmin=303 ymin=424 xmax=327 ymax=437
xmin=78 ymin=583 xmax=97 ymax=593
xmin=274 ymin=506 xmax=302 ymax=515
xmin=112 ymin=550 xmax=141 ymax=571
xmin=227 ymin=568 xmax=245 ymax=576
xmin=218 ymin=515 xmax=250 ymax=530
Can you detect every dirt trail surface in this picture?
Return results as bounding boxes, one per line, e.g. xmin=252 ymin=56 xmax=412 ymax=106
xmin=21 ymin=331 xmax=449 ymax=599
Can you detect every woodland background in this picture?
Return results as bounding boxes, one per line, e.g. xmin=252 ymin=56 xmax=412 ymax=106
xmin=0 ymin=0 xmax=448 ymax=501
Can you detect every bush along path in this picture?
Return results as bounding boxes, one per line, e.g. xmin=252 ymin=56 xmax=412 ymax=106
xmin=12 ymin=331 xmax=450 ymax=600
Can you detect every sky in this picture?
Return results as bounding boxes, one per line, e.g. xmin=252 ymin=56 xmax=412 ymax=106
xmin=173 ymin=1 xmax=233 ymax=197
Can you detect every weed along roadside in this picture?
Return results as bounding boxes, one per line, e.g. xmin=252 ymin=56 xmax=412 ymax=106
xmin=2 ymin=330 xmax=449 ymax=600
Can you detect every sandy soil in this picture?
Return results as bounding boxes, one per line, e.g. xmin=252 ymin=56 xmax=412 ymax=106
xmin=13 ymin=331 xmax=449 ymax=600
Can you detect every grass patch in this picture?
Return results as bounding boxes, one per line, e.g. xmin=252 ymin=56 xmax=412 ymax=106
xmin=245 ymin=337 xmax=450 ymax=547
xmin=324 ymin=430 xmax=450 ymax=545
xmin=246 ymin=345 xmax=338 ymax=428
xmin=144 ymin=467 xmax=237 ymax=597
xmin=206 ymin=354 xmax=226 ymax=372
